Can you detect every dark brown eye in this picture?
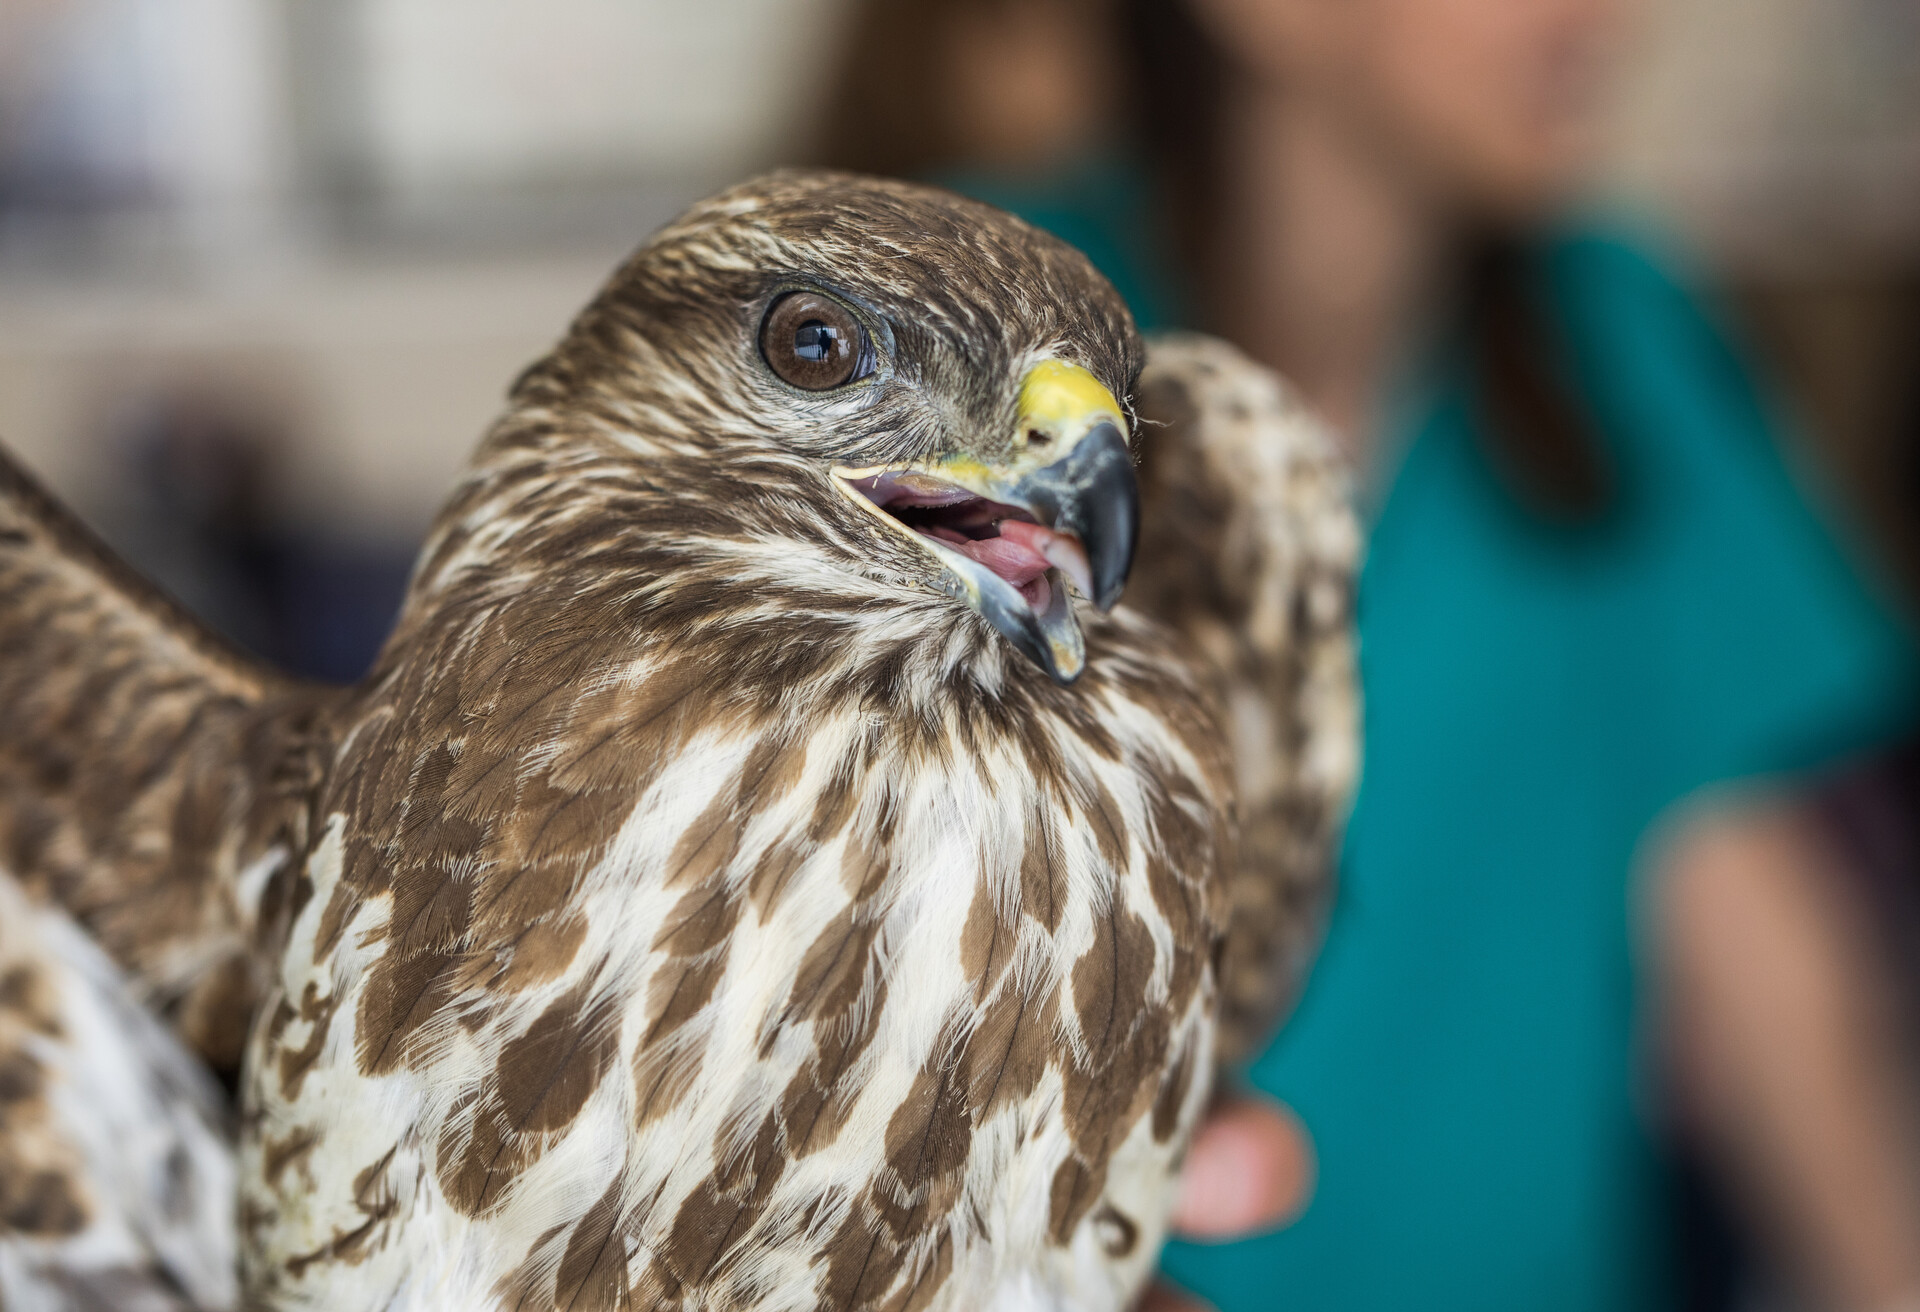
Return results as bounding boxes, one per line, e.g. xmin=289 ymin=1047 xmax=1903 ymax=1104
xmin=759 ymin=292 xmax=870 ymax=391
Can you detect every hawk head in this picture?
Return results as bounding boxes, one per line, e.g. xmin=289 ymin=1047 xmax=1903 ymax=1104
xmin=509 ymin=170 xmax=1144 ymax=684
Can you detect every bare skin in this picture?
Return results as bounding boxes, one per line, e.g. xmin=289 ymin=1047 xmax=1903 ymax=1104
xmin=1143 ymin=1097 xmax=1316 ymax=1312
xmin=1186 ymin=0 xmax=1627 ymax=458
xmin=1653 ymin=799 xmax=1920 ymax=1312
xmin=1204 ymin=73 xmax=1442 ymax=462
xmin=942 ymin=0 xmax=1119 ymax=175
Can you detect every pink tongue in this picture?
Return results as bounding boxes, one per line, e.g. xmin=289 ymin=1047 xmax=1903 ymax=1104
xmin=956 ymin=534 xmax=1050 ymax=589
xmin=921 ymin=525 xmax=1054 ymax=611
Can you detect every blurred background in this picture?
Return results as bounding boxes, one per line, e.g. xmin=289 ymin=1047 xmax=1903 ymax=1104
xmin=5 ymin=4 xmax=1920 ymax=1310
xmin=1 ymin=0 xmax=1915 ymax=679
xmin=0 ymin=0 xmax=850 ymax=676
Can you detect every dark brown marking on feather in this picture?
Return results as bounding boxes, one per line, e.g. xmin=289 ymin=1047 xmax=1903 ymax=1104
xmin=1047 ymin=1156 xmax=1106 ymax=1246
xmin=631 ymin=1036 xmax=705 ymax=1131
xmin=746 ymin=836 xmax=810 ymax=918
xmin=1142 ymin=772 xmax=1226 ymax=1015
xmin=284 ymin=1146 xmax=400 ymax=1277
xmin=712 ymin=1104 xmax=788 ymax=1211
xmin=262 ymin=1127 xmax=320 ymax=1189
xmin=782 ymin=977 xmax=888 ymax=1157
xmin=819 ymin=1198 xmax=913 ymax=1312
xmin=653 ymin=882 xmax=742 ymax=957
xmin=553 ymin=1175 xmax=631 ymax=1310
xmin=0 ymin=1166 xmax=87 ymax=1236
xmin=1068 ymin=768 xmax=1131 ymax=874
xmin=828 ymin=1015 xmax=974 ymax=1308
xmin=440 ymin=978 xmax=621 ymax=1212
xmin=663 ymin=792 xmax=743 ymax=892
xmin=661 ymin=1108 xmax=798 ymax=1299
xmin=1152 ymin=1035 xmax=1197 ymax=1144
xmin=963 ymin=986 xmax=1058 ymax=1118
xmin=0 ymin=1051 xmax=40 ymax=1105
xmin=807 ymin=752 xmax=862 ymax=846
xmin=735 ymin=732 xmax=809 ymax=821
xmin=1092 ymin=1202 xmax=1139 ymax=1258
xmin=0 ymin=999 xmax=91 ymax=1239
xmin=439 ymin=1096 xmax=531 ymax=1216
xmin=661 ymin=1179 xmax=750 ymax=1288
xmin=882 ymin=1227 xmax=954 ymax=1312
xmin=495 ymin=979 xmax=619 ymax=1137
xmin=177 ymin=951 xmax=257 ymax=1073
xmin=839 ymin=834 xmax=891 ymax=903
xmin=882 ymin=1054 xmax=973 ymax=1198
xmin=627 ymin=1258 xmax=687 ymax=1312
xmin=785 ymin=909 xmax=879 ymax=1026
xmin=277 ymin=980 xmax=339 ymax=1101
xmin=0 ymin=964 xmax=59 ymax=1037
xmin=314 ymin=882 xmax=362 ymax=959
xmin=356 ymin=946 xmax=463 ymax=1076
xmin=1019 ymin=810 xmax=1066 ymax=934
xmin=495 ymin=1217 xmax=575 ymax=1312
xmin=499 ymin=912 xmax=588 ymax=992
xmin=958 ymin=878 xmax=1012 ymax=998
xmin=1034 ymin=904 xmax=1175 ymax=1243
xmin=642 ymin=945 xmax=730 ymax=1048
xmin=1071 ymin=906 xmax=1155 ymax=1059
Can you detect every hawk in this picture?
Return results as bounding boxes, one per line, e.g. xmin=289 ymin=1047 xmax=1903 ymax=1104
xmin=0 ymin=171 xmax=1357 ymax=1311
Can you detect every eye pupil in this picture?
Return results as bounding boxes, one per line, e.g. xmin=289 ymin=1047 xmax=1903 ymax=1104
xmin=759 ymin=292 xmax=870 ymax=391
xmin=794 ymin=320 xmax=837 ymax=363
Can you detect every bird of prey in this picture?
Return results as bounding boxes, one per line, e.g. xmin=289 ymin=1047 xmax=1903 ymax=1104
xmin=0 ymin=171 xmax=1357 ymax=1312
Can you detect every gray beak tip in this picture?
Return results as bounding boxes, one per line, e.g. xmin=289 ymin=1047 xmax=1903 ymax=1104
xmin=1016 ymin=421 xmax=1138 ymax=617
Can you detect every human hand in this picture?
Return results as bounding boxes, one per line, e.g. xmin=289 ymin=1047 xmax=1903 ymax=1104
xmin=1136 ymin=1096 xmax=1314 ymax=1312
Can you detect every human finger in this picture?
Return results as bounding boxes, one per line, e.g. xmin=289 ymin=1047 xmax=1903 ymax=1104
xmin=1170 ymin=1095 xmax=1315 ymax=1238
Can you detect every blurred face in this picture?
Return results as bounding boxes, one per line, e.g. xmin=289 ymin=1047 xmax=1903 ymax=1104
xmin=1197 ymin=0 xmax=1629 ymax=216
xmin=941 ymin=0 xmax=1119 ymax=172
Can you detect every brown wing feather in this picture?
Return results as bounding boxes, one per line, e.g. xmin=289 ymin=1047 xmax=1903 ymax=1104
xmin=0 ymin=442 xmax=327 ymax=1071
xmin=1130 ymin=332 xmax=1362 ymax=1064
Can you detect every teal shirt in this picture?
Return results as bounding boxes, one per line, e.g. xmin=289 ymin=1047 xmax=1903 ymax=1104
xmin=958 ymin=167 xmax=1916 ymax=1303
xmin=1155 ymin=232 xmax=1916 ymax=1309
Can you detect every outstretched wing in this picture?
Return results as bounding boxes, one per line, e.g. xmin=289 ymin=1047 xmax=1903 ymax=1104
xmin=1131 ymin=332 xmax=1362 ymax=1064
xmin=0 ymin=444 xmax=325 ymax=1071
xmin=0 ymin=868 xmax=237 ymax=1311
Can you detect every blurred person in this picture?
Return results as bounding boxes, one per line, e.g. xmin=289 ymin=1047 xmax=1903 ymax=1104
xmin=821 ymin=0 xmax=1920 ymax=1309
xmin=819 ymin=0 xmax=1181 ymax=327
xmin=1653 ymin=766 xmax=1920 ymax=1312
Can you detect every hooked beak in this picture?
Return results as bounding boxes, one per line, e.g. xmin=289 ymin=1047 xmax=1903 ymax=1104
xmin=831 ymin=359 xmax=1138 ymax=684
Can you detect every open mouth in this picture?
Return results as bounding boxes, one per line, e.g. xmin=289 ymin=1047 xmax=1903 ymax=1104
xmin=845 ymin=471 xmax=1097 ymax=616
xmin=832 ymin=465 xmax=1094 ymax=682
xmin=822 ymin=360 xmax=1137 ymax=686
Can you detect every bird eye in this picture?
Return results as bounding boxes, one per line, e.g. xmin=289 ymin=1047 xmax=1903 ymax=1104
xmin=759 ymin=292 xmax=871 ymax=391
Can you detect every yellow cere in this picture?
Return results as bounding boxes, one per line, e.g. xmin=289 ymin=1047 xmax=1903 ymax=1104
xmin=1016 ymin=359 xmax=1126 ymax=442
xmin=924 ymin=453 xmax=997 ymax=488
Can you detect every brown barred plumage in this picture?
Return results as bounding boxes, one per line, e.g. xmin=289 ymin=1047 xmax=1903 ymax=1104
xmin=1131 ymin=334 xmax=1359 ymax=1061
xmin=0 ymin=170 xmax=1357 ymax=1312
